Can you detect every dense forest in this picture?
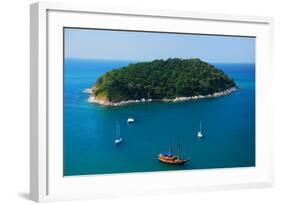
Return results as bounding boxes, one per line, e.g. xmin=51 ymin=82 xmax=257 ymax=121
xmin=91 ymin=58 xmax=237 ymax=102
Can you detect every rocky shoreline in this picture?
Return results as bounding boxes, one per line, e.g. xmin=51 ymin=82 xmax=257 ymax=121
xmin=85 ymin=87 xmax=238 ymax=107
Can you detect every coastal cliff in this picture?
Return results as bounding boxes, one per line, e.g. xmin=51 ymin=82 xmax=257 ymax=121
xmin=86 ymin=58 xmax=238 ymax=106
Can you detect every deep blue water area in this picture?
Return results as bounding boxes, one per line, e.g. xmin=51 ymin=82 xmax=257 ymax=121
xmin=64 ymin=59 xmax=255 ymax=176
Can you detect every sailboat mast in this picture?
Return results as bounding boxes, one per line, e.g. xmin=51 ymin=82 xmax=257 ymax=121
xmin=116 ymin=121 xmax=117 ymax=138
xmin=168 ymin=144 xmax=172 ymax=156
xmin=129 ymin=105 xmax=132 ymax=117
xmin=116 ymin=121 xmax=120 ymax=138
xmin=200 ymin=121 xmax=202 ymax=132
xmin=118 ymin=123 xmax=120 ymax=138
xmin=178 ymin=144 xmax=181 ymax=160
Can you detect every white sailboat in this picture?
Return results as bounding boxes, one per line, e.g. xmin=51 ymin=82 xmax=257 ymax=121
xmin=114 ymin=121 xmax=123 ymax=145
xmin=197 ymin=121 xmax=203 ymax=138
xmin=127 ymin=117 xmax=135 ymax=123
xmin=127 ymin=108 xmax=135 ymax=124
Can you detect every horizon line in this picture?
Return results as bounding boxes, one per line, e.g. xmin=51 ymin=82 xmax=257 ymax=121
xmin=64 ymin=57 xmax=255 ymax=64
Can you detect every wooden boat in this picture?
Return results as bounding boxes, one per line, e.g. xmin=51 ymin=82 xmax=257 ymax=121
xmin=158 ymin=144 xmax=188 ymax=165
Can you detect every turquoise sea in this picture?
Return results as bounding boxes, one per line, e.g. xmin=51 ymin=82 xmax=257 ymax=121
xmin=63 ymin=59 xmax=255 ymax=176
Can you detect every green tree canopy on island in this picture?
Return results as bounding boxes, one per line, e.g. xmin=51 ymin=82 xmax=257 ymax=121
xmin=92 ymin=58 xmax=237 ymax=102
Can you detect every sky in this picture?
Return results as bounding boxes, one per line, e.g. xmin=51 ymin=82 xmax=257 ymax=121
xmin=64 ymin=28 xmax=255 ymax=63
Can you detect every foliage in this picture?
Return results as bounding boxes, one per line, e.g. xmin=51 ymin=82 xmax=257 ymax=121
xmin=93 ymin=58 xmax=236 ymax=102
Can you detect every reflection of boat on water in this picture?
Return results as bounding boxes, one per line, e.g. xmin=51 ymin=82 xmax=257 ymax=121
xmin=114 ymin=121 xmax=123 ymax=145
xmin=158 ymin=144 xmax=189 ymax=165
xmin=197 ymin=121 xmax=203 ymax=138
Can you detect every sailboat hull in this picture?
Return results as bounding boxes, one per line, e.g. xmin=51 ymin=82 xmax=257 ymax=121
xmin=115 ymin=138 xmax=122 ymax=145
xmin=127 ymin=118 xmax=135 ymax=123
xmin=158 ymin=154 xmax=187 ymax=165
xmin=197 ymin=132 xmax=203 ymax=138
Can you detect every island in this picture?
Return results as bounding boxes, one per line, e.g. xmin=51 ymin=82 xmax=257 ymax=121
xmin=86 ymin=58 xmax=238 ymax=106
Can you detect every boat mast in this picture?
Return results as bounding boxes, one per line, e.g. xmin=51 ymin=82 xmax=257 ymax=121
xmin=129 ymin=106 xmax=132 ymax=117
xmin=200 ymin=121 xmax=202 ymax=132
xmin=116 ymin=121 xmax=120 ymax=138
xmin=168 ymin=144 xmax=172 ymax=156
xmin=177 ymin=144 xmax=181 ymax=160
xmin=118 ymin=124 xmax=120 ymax=138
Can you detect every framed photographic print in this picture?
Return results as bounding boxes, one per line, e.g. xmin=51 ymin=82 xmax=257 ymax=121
xmin=30 ymin=2 xmax=274 ymax=202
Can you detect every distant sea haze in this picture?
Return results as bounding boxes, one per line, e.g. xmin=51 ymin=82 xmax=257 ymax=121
xmin=63 ymin=59 xmax=255 ymax=176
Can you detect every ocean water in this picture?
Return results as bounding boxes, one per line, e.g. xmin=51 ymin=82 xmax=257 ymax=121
xmin=63 ymin=59 xmax=255 ymax=176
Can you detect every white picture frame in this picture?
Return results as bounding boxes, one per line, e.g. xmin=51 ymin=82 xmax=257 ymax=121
xmin=30 ymin=2 xmax=274 ymax=202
